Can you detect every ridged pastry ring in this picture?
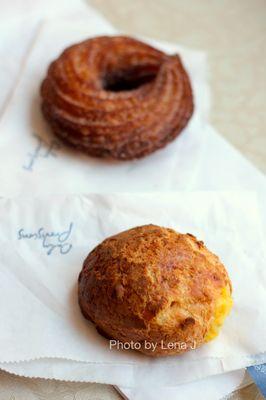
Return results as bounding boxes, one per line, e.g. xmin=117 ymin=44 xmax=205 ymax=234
xmin=41 ymin=36 xmax=194 ymax=160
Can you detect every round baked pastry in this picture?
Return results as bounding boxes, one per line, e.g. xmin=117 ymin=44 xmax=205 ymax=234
xmin=41 ymin=36 xmax=194 ymax=160
xmin=78 ymin=225 xmax=232 ymax=357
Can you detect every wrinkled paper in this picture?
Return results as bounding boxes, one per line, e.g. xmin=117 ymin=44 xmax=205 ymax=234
xmin=0 ymin=361 xmax=249 ymax=400
xmin=0 ymin=192 xmax=265 ymax=388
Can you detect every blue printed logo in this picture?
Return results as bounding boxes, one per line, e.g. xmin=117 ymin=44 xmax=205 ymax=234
xmin=18 ymin=222 xmax=73 ymax=255
xmin=23 ymin=132 xmax=61 ymax=172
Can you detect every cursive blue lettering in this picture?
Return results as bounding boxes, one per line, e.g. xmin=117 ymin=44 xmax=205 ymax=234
xmin=17 ymin=223 xmax=74 ymax=255
xmin=23 ymin=133 xmax=61 ymax=172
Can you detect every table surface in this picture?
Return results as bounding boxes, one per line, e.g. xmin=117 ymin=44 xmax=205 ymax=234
xmin=1 ymin=0 xmax=265 ymax=399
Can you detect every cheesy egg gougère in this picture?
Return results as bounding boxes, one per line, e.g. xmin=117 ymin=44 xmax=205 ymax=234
xmin=78 ymin=225 xmax=232 ymax=357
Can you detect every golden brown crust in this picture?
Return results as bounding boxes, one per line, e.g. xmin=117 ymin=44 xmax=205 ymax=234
xmin=78 ymin=225 xmax=232 ymax=356
xmin=40 ymin=36 xmax=194 ymax=160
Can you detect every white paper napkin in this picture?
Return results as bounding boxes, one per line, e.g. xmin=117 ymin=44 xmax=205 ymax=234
xmin=0 ymin=19 xmax=209 ymax=195
xmin=0 ymin=361 xmax=249 ymax=400
xmin=0 ymin=0 xmax=88 ymax=20
xmin=0 ymin=0 xmax=99 ymax=116
xmin=0 ymin=192 xmax=265 ymax=389
xmin=194 ymin=125 xmax=266 ymax=191
xmin=117 ymin=370 xmax=251 ymax=400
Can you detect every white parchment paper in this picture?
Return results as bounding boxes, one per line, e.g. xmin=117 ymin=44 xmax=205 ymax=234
xmin=0 ymin=19 xmax=209 ymax=195
xmin=0 ymin=0 xmax=92 ymax=117
xmin=0 ymin=361 xmax=248 ymax=400
xmin=0 ymin=192 xmax=265 ymax=388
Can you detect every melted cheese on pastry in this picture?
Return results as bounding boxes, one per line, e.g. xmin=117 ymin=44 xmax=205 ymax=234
xmin=205 ymin=286 xmax=233 ymax=342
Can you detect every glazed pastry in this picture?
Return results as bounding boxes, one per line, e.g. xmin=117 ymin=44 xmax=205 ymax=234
xmin=41 ymin=36 xmax=194 ymax=160
xmin=78 ymin=225 xmax=232 ymax=356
